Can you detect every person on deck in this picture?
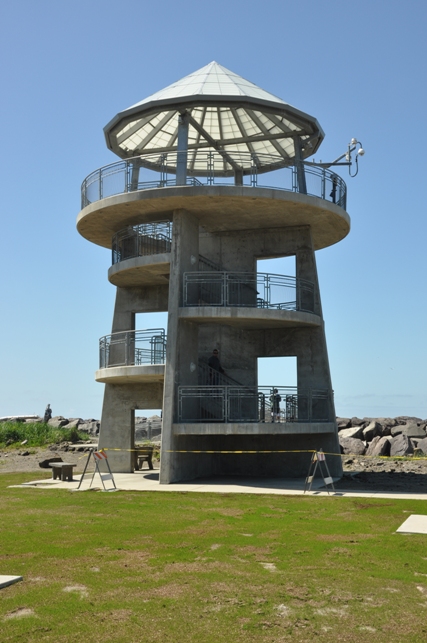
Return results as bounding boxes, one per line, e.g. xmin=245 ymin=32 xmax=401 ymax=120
xmin=208 ymin=348 xmax=225 ymax=384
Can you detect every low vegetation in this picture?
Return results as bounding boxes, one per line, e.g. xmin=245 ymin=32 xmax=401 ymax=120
xmin=0 ymin=422 xmax=87 ymax=448
xmin=1 ymin=474 xmax=427 ymax=642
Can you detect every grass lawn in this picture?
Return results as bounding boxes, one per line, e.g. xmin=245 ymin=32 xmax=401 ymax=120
xmin=1 ymin=473 xmax=427 ymax=643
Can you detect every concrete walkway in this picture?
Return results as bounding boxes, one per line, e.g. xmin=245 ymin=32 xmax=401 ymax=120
xmin=9 ymin=469 xmax=427 ymax=500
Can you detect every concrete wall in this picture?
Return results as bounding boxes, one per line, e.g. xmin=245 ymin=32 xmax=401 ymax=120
xmin=162 ymin=222 xmax=341 ymax=482
xmin=98 ymin=211 xmax=341 ymax=481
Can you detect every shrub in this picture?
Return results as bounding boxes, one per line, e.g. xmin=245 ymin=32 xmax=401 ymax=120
xmin=0 ymin=422 xmax=87 ymax=448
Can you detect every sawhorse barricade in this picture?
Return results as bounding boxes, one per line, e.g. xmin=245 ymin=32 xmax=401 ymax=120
xmin=304 ymin=449 xmax=335 ymax=494
xmin=77 ymin=449 xmax=117 ymax=491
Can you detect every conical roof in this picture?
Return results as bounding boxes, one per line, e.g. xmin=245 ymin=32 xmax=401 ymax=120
xmin=104 ymin=62 xmax=324 ymax=175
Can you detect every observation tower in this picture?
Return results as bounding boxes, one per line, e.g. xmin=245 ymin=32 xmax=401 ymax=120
xmin=77 ymin=62 xmax=352 ymax=483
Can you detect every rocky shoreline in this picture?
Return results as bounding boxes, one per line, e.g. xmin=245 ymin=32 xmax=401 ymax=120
xmin=337 ymin=415 xmax=427 ymax=458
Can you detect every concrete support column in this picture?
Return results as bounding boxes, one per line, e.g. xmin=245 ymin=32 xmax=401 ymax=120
xmin=161 ymin=209 xmax=200 ymax=483
xmin=98 ymin=284 xmax=168 ymax=472
xmin=176 ymin=113 xmax=189 ymax=186
xmin=294 ymin=137 xmax=307 ymax=195
xmin=295 ymin=227 xmax=322 ymax=317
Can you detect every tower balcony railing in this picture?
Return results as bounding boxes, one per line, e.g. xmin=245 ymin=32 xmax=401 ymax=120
xmin=183 ymin=272 xmax=315 ymax=313
xmin=112 ymin=221 xmax=172 ymax=264
xmin=81 ymin=151 xmax=347 ymax=210
xmin=177 ymin=386 xmax=332 ymax=423
xmin=99 ymin=328 xmax=166 ymax=369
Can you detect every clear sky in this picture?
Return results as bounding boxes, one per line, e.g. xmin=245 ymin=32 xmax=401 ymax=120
xmin=0 ymin=0 xmax=426 ymax=420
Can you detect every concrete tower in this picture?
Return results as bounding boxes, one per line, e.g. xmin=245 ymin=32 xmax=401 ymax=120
xmin=77 ymin=62 xmax=350 ymax=483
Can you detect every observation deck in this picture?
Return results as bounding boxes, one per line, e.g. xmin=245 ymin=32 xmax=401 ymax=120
xmin=77 ymin=151 xmax=350 ymax=251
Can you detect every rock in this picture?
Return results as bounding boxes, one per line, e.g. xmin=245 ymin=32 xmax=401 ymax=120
xmin=48 ymin=416 xmax=69 ymax=428
xmin=391 ymin=423 xmax=427 ymax=439
xmin=19 ymin=451 xmax=30 ymax=456
xmin=350 ymin=417 xmax=365 ymax=427
xmin=339 ymin=426 xmax=365 ymax=440
xmin=362 ymin=421 xmax=382 ymax=442
xmin=375 ymin=417 xmax=398 ymax=428
xmin=20 ymin=439 xmax=28 ymax=446
xmin=336 ymin=417 xmax=351 ymax=429
xmin=390 ymin=434 xmax=413 ymax=457
xmin=78 ymin=421 xmax=100 ymax=436
xmin=339 ymin=437 xmax=366 ymax=455
xmin=39 ymin=457 xmax=63 ymax=469
xmin=415 ymin=438 xmax=427 ymax=455
xmin=395 ymin=416 xmax=423 ymax=424
xmin=366 ymin=436 xmax=391 ymax=457
xmin=65 ymin=419 xmax=81 ymax=430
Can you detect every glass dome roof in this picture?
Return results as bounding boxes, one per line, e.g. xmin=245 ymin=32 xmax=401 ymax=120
xmin=104 ymin=62 xmax=324 ymax=176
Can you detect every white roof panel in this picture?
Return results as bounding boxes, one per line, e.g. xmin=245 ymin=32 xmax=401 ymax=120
xmin=104 ymin=62 xmax=324 ymax=174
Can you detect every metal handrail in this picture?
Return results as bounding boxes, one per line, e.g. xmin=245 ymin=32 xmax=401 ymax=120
xmin=110 ymin=221 xmax=226 ymax=270
xmin=81 ymin=151 xmax=347 ymax=210
xmin=99 ymin=328 xmax=166 ymax=368
xmin=183 ymin=271 xmax=315 ymax=313
xmin=177 ymin=385 xmax=332 ymax=423
xmin=112 ymin=221 xmax=172 ymax=264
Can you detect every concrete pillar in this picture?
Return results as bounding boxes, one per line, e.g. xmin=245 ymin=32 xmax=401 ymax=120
xmin=160 ymin=209 xmax=200 ymax=483
xmin=176 ymin=114 xmax=189 ymax=186
xmin=98 ymin=282 xmax=168 ymax=472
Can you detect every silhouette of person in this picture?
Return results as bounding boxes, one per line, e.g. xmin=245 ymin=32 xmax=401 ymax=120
xmin=44 ymin=404 xmax=52 ymax=423
xmin=208 ymin=349 xmax=225 ymax=384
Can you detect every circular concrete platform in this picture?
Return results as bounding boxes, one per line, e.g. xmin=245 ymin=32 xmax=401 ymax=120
xmin=77 ymin=185 xmax=350 ymax=251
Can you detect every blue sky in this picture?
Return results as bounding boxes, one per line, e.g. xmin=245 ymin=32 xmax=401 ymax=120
xmin=0 ymin=0 xmax=426 ymax=420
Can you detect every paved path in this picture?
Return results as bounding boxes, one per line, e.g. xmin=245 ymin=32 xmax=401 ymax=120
xmin=9 ymin=469 xmax=427 ymax=500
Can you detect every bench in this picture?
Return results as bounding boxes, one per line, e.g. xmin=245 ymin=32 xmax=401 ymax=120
xmin=134 ymin=447 xmax=154 ymax=471
xmin=50 ymin=463 xmax=77 ymax=481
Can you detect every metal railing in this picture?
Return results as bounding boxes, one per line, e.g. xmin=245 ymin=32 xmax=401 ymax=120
xmin=177 ymin=386 xmax=332 ymax=423
xmin=183 ymin=272 xmax=315 ymax=313
xmin=81 ymin=151 xmax=347 ymax=210
xmin=178 ymin=385 xmax=265 ymax=423
xmin=198 ymin=359 xmax=242 ymax=387
xmin=258 ymin=386 xmax=331 ymax=423
xmin=112 ymin=222 xmax=172 ymax=265
xmin=110 ymin=221 xmax=225 ymax=271
xmin=99 ymin=328 xmax=166 ymax=368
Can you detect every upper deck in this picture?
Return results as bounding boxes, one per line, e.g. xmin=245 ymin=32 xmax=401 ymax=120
xmin=77 ymin=151 xmax=350 ymax=250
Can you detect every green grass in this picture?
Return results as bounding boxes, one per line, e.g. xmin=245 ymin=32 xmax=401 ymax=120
xmin=0 ymin=422 xmax=88 ymax=447
xmin=1 ymin=473 xmax=427 ymax=642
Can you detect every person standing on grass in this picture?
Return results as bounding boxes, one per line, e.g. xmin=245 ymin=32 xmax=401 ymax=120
xmin=43 ymin=404 xmax=52 ymax=423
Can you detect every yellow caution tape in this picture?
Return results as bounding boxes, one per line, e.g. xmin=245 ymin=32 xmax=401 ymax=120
xmin=77 ymin=446 xmax=427 ymax=461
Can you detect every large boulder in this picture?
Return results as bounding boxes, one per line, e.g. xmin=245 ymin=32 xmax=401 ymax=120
xmin=390 ymin=434 xmax=413 ymax=457
xmin=376 ymin=417 xmax=398 ymax=428
xmin=78 ymin=421 xmax=99 ymax=436
xmin=339 ymin=437 xmax=366 ymax=455
xmin=65 ymin=419 xmax=82 ymax=430
xmin=366 ymin=436 xmax=391 ymax=457
xmin=48 ymin=416 xmax=69 ymax=428
xmin=336 ymin=417 xmax=351 ymax=430
xmin=363 ymin=421 xmax=382 ymax=442
xmin=395 ymin=416 xmax=423 ymax=424
xmin=339 ymin=426 xmax=365 ymax=440
xmin=350 ymin=416 xmax=365 ymax=427
xmin=415 ymin=437 xmax=427 ymax=455
xmin=391 ymin=423 xmax=427 ymax=439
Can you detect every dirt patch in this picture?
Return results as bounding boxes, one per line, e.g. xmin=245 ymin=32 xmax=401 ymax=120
xmin=0 ymin=447 xmax=87 ymax=475
xmin=4 ymin=607 xmax=36 ymax=620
